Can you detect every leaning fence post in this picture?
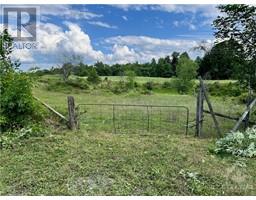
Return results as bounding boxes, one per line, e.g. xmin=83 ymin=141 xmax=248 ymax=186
xmin=67 ymin=96 xmax=77 ymax=130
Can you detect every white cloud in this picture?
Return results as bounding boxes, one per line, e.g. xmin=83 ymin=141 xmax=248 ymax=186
xmin=88 ymin=21 xmax=118 ymax=29
xmin=105 ymin=35 xmax=213 ymax=62
xmin=122 ymin=16 xmax=128 ymax=21
xmin=40 ymin=5 xmax=103 ymax=20
xmin=113 ymin=4 xmax=219 ymax=17
xmin=37 ymin=22 xmax=104 ymax=62
xmin=113 ymin=4 xmax=220 ymax=27
xmin=106 ymin=44 xmax=139 ymax=64
xmin=173 ymin=19 xmax=197 ymax=30
xmin=112 ymin=4 xmax=148 ymax=11
xmin=2 ymin=20 xmax=213 ymax=67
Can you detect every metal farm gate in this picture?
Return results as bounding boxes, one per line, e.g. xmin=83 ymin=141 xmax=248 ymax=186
xmin=77 ymin=104 xmax=189 ymax=135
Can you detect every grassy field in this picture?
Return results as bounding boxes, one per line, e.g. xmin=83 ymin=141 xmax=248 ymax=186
xmin=1 ymin=74 xmax=255 ymax=195
xmin=68 ymin=75 xmax=236 ymax=84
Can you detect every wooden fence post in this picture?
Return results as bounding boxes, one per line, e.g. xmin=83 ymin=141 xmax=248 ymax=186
xmin=67 ymin=96 xmax=77 ymax=130
xmin=199 ymin=77 xmax=222 ymax=137
xmin=195 ymin=82 xmax=204 ymax=137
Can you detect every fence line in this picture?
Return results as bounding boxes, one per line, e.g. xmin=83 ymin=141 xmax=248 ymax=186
xmin=77 ymin=103 xmax=190 ymax=135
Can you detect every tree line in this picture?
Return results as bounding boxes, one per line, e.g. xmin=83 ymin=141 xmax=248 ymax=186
xmin=34 ymin=39 xmax=247 ymax=81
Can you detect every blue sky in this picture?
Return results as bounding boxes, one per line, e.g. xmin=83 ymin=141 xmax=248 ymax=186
xmin=0 ymin=4 xmax=220 ymax=70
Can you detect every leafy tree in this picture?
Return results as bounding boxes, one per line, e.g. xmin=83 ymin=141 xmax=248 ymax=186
xmin=62 ymin=62 xmax=73 ymax=82
xmin=58 ymin=54 xmax=82 ymax=82
xmin=199 ymin=39 xmax=245 ymax=79
xmin=87 ymin=68 xmax=101 ymax=84
xmin=179 ymin=52 xmax=190 ymax=60
xmin=73 ymin=62 xmax=88 ymax=76
xmin=213 ymin=4 xmax=256 ymax=90
xmin=0 ymin=30 xmax=39 ymax=131
xmin=171 ymin=52 xmax=179 ymax=76
xmin=125 ymin=70 xmax=136 ymax=89
xmin=175 ymin=56 xmax=198 ymax=94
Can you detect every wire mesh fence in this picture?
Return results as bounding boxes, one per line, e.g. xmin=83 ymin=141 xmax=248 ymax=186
xmin=77 ymin=104 xmax=189 ymax=135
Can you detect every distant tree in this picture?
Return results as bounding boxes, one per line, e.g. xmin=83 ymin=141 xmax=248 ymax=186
xmin=175 ymin=56 xmax=198 ymax=94
xmin=58 ymin=54 xmax=82 ymax=82
xmin=156 ymin=57 xmax=172 ymax=77
xmin=87 ymin=68 xmax=101 ymax=84
xmin=73 ymin=62 xmax=88 ymax=77
xmin=171 ymin=52 xmax=179 ymax=76
xmin=125 ymin=70 xmax=136 ymax=89
xmin=179 ymin=52 xmax=190 ymax=60
xmin=62 ymin=62 xmax=73 ymax=82
xmin=213 ymin=4 xmax=256 ymax=90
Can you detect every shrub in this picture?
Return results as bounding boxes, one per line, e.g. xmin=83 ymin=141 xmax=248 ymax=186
xmin=111 ymin=81 xmax=129 ymax=94
xmin=214 ymin=128 xmax=256 ymax=158
xmin=143 ymin=81 xmax=154 ymax=90
xmin=0 ymin=29 xmax=41 ymax=131
xmin=173 ymin=79 xmax=193 ymax=94
xmin=0 ymin=72 xmax=40 ymax=131
xmin=175 ymin=56 xmax=198 ymax=94
xmin=125 ymin=70 xmax=136 ymax=89
xmin=87 ymin=68 xmax=101 ymax=84
xmin=67 ymin=78 xmax=89 ymax=89
xmin=207 ymin=82 xmax=242 ymax=97
xmin=162 ymin=81 xmax=173 ymax=89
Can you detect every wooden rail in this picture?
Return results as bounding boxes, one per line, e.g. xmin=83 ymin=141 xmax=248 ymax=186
xmin=33 ymin=96 xmax=68 ymax=122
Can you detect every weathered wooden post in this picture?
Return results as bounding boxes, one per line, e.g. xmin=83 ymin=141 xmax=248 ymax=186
xmin=195 ymin=82 xmax=204 ymax=137
xmin=67 ymin=96 xmax=77 ymax=130
xmin=199 ymin=77 xmax=222 ymax=137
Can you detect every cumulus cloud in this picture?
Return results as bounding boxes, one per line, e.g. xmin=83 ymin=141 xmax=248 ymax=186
xmin=105 ymin=35 xmax=213 ymax=62
xmin=37 ymin=22 xmax=104 ymax=62
xmin=106 ymin=44 xmax=139 ymax=64
xmin=3 ymin=21 xmax=213 ymax=67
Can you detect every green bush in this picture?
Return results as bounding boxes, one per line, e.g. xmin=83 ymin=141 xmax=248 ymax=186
xmin=175 ymin=56 xmax=198 ymax=94
xmin=173 ymin=79 xmax=193 ymax=94
xmin=125 ymin=70 xmax=136 ymax=89
xmin=162 ymin=81 xmax=173 ymax=89
xmin=143 ymin=81 xmax=154 ymax=90
xmin=0 ymin=30 xmax=42 ymax=131
xmin=214 ymin=128 xmax=256 ymax=158
xmin=67 ymin=78 xmax=89 ymax=89
xmin=111 ymin=81 xmax=129 ymax=94
xmin=87 ymin=68 xmax=101 ymax=84
xmin=207 ymin=82 xmax=242 ymax=97
xmin=0 ymin=72 xmax=40 ymax=131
